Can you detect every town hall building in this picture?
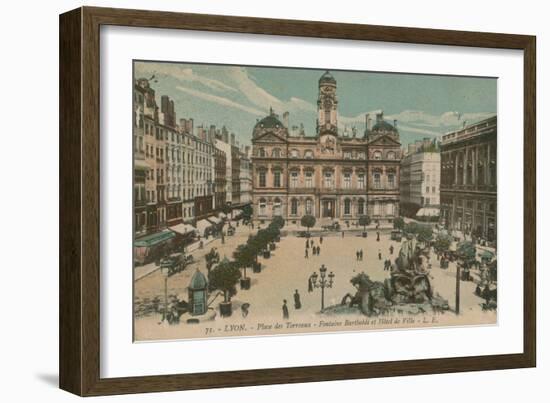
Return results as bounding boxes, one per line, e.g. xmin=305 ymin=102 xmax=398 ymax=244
xmin=251 ymin=71 xmax=402 ymax=225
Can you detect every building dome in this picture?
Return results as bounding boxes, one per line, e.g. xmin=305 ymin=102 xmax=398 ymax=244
xmin=255 ymin=114 xmax=284 ymax=130
xmin=189 ymin=269 xmax=208 ymax=290
xmin=319 ymin=70 xmax=336 ymax=85
xmin=372 ymin=120 xmax=397 ymax=132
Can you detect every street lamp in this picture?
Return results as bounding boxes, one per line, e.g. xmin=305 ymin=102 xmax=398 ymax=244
xmin=310 ymin=264 xmax=335 ymax=311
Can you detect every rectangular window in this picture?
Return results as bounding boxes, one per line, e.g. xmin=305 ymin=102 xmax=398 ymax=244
xmin=343 ymin=173 xmax=351 ymax=189
xmin=374 ymin=173 xmax=381 ymax=188
xmin=290 ymin=172 xmax=298 ymax=188
xmin=259 ymin=171 xmax=266 ymax=187
xmin=358 ymin=174 xmax=365 ymax=189
xmin=324 ymin=172 xmax=333 ymax=189
xmin=388 ymin=174 xmax=395 ymax=188
xmin=305 ymin=172 xmax=313 ymax=188
xmin=306 ymin=199 xmax=312 ymax=215
xmin=274 ymin=171 xmax=281 ymax=188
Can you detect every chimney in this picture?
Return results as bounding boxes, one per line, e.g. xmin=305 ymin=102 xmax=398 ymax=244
xmin=393 ymin=119 xmax=397 ymax=128
xmin=283 ymin=111 xmax=289 ymax=128
xmin=230 ymin=133 xmax=235 ymax=146
xmin=365 ymin=114 xmax=370 ymax=131
xmin=376 ymin=112 xmax=383 ymax=123
xmin=368 ymin=118 xmax=372 ymax=131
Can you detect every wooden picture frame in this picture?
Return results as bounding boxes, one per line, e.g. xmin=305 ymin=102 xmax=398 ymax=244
xmin=59 ymin=6 xmax=536 ymax=396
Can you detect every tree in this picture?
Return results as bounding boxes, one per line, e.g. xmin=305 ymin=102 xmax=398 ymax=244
xmin=205 ymin=248 xmax=220 ymax=275
xmin=272 ymin=215 xmax=285 ymax=229
xmin=457 ymin=241 xmax=476 ymax=269
xmin=301 ymin=215 xmax=316 ymax=235
xmin=434 ymin=232 xmax=453 ymax=253
xmin=358 ymin=215 xmax=371 ymax=232
xmin=404 ymin=222 xmax=433 ymax=243
xmin=208 ymin=258 xmax=241 ymax=303
xmin=233 ymin=243 xmax=254 ymax=279
xmin=393 ymin=216 xmax=405 ymax=231
xmin=242 ymin=204 xmax=253 ymax=220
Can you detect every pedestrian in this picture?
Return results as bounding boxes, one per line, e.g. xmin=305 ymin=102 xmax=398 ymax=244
xmin=282 ymin=299 xmax=289 ymax=319
xmin=378 ymin=250 xmax=382 ymax=260
xmin=317 ymin=245 xmax=321 ymax=255
xmin=294 ymin=290 xmax=302 ymax=309
xmin=308 ymin=276 xmax=313 ymax=293
xmin=376 ymin=231 xmax=380 ymax=242
xmin=360 ymin=249 xmax=363 ymax=261
xmin=356 ymin=250 xmax=359 ymax=261
xmin=342 ymin=230 xmax=345 ymax=238
xmin=320 ymin=236 xmax=323 ymax=244
xmin=305 ymin=248 xmax=309 ymax=259
xmin=389 ymin=245 xmax=394 ymax=255
xmin=306 ymin=239 xmax=309 ymax=249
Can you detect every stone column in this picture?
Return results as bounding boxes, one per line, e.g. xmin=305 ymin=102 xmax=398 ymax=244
xmin=454 ymin=152 xmax=459 ymax=185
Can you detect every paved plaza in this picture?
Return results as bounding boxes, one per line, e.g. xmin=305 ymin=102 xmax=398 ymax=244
xmin=134 ymin=224 xmax=496 ymax=341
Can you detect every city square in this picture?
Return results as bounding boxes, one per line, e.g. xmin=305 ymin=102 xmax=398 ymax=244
xmin=134 ymin=221 xmax=496 ymax=341
xmin=132 ymin=63 xmax=497 ymax=341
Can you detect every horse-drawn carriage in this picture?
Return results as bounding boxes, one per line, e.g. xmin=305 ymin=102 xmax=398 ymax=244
xmin=160 ymin=253 xmax=194 ymax=276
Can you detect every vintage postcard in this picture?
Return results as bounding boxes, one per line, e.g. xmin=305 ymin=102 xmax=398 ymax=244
xmin=133 ymin=61 xmax=497 ymax=341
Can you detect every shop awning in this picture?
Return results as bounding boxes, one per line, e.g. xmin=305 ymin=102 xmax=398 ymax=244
xmin=195 ymin=219 xmax=212 ymax=235
xmin=134 ymin=230 xmax=175 ymax=247
xmin=416 ymin=207 xmax=440 ymax=217
xmin=168 ymin=223 xmax=196 ymax=236
xmin=207 ymin=216 xmax=222 ymax=225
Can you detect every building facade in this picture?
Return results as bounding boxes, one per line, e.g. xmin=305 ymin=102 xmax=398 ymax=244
xmin=214 ymin=147 xmax=227 ymax=210
xmin=239 ymin=147 xmax=253 ymax=205
xmin=400 ymin=142 xmax=440 ymax=216
xmin=440 ymin=116 xmax=497 ymax=242
xmin=251 ymin=71 xmax=401 ymax=224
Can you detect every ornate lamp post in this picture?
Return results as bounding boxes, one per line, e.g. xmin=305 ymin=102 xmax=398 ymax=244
xmin=310 ymin=264 xmax=335 ymax=311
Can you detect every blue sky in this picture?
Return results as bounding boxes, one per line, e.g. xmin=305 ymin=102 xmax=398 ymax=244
xmin=134 ymin=61 xmax=496 ymax=148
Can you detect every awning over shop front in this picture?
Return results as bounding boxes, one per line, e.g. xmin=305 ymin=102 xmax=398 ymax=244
xmin=195 ymin=219 xmax=212 ymax=235
xmin=134 ymin=230 xmax=175 ymax=247
xmin=207 ymin=216 xmax=222 ymax=225
xmin=168 ymin=223 xmax=196 ymax=236
xmin=416 ymin=207 xmax=440 ymax=217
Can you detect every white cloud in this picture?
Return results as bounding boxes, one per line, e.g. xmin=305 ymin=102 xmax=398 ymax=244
xmin=176 ymin=86 xmax=265 ymax=116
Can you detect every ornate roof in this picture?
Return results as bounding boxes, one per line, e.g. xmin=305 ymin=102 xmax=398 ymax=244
xmin=189 ymin=269 xmax=208 ymax=290
xmin=372 ymin=120 xmax=397 ymax=133
xmin=254 ymin=114 xmax=284 ymax=130
xmin=319 ymin=70 xmax=336 ymax=85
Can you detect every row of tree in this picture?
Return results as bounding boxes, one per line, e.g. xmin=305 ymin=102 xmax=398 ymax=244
xmin=207 ymin=217 xmax=286 ymax=316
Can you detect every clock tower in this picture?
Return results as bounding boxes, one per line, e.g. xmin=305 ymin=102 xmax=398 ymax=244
xmin=317 ymin=71 xmax=338 ymax=136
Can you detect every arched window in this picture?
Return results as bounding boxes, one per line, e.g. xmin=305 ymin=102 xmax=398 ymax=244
xmin=373 ymin=170 xmax=382 ymax=188
xmin=272 ymin=148 xmax=281 ymax=158
xmin=304 ymin=150 xmax=314 ymax=159
xmin=259 ymin=198 xmax=267 ymax=216
xmin=258 ymin=148 xmax=266 ymax=157
xmin=387 ymin=151 xmax=396 ymax=160
xmin=290 ymin=149 xmax=299 ymax=158
xmin=291 ymin=198 xmax=298 ymax=215
xmin=344 ymin=199 xmax=351 ymax=215
xmin=373 ymin=150 xmax=382 ymax=160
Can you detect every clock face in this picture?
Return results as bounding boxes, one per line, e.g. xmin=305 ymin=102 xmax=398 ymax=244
xmin=321 ymin=86 xmax=334 ymax=94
